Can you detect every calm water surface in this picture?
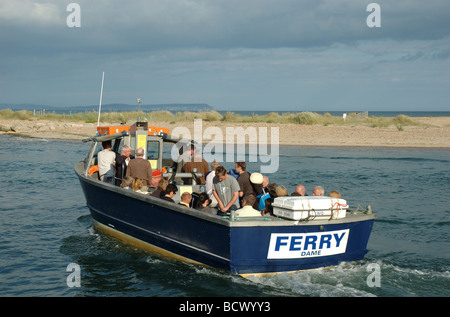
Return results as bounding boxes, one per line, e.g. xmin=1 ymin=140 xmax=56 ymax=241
xmin=0 ymin=134 xmax=449 ymax=297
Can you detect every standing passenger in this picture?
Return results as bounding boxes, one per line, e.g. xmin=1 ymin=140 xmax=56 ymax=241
xmin=206 ymin=161 xmax=220 ymax=194
xmin=235 ymin=161 xmax=253 ymax=199
xmin=182 ymin=150 xmax=210 ymax=184
xmin=249 ymin=172 xmax=264 ymax=209
xmin=98 ymin=141 xmax=116 ymax=184
xmin=212 ymin=166 xmax=240 ymax=215
xmin=115 ymin=145 xmax=132 ymax=186
xmin=126 ymin=148 xmax=152 ymax=187
xmin=206 ymin=161 xmax=220 ymax=207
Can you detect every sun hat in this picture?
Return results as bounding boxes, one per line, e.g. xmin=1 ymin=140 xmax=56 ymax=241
xmin=250 ymin=172 xmax=263 ymax=184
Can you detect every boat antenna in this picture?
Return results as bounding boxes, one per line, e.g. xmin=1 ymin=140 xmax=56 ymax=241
xmin=137 ymin=98 xmax=141 ymax=121
xmin=97 ymin=71 xmax=105 ymax=127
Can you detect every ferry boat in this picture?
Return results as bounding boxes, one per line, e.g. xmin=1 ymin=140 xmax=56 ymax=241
xmin=74 ymin=121 xmax=376 ymax=277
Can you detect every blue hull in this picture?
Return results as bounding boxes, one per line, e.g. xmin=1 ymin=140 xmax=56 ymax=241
xmin=229 ymin=220 xmax=373 ymax=275
xmin=76 ymin=162 xmax=375 ymax=275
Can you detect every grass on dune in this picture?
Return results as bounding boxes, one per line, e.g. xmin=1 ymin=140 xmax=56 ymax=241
xmin=0 ymin=108 xmax=424 ymax=130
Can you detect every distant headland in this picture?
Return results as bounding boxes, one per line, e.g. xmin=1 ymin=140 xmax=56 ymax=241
xmin=0 ymin=103 xmax=215 ymax=112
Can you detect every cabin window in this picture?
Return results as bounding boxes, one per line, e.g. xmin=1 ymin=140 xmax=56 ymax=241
xmin=147 ymin=141 xmax=160 ymax=160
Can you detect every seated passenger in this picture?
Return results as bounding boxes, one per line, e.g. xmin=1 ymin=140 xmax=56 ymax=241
xmin=236 ymin=194 xmax=261 ymax=217
xmin=151 ymin=179 xmax=168 ymax=198
xmin=160 ymin=184 xmax=178 ymax=203
xmin=328 ymin=190 xmax=341 ymax=198
xmin=262 ymin=176 xmax=269 ymax=193
xmin=150 ymin=170 xmax=163 ymax=187
xmin=261 ymin=183 xmax=278 ymax=216
xmin=179 ymin=192 xmax=192 ymax=207
xmin=120 ymin=176 xmax=134 ymax=191
xmin=257 ymin=190 xmax=271 ymax=211
xmin=195 ymin=192 xmax=212 ymax=213
xmin=313 ymin=186 xmax=325 ymax=196
xmin=275 ymin=185 xmax=288 ymax=197
xmin=133 ymin=178 xmax=148 ymax=194
xmin=291 ymin=185 xmax=307 ymax=196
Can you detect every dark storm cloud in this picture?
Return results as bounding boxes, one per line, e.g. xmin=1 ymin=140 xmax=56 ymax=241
xmin=2 ymin=0 xmax=449 ymax=54
xmin=1 ymin=0 xmax=449 ymax=110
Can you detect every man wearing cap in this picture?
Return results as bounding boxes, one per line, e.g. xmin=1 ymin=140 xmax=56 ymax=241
xmin=250 ymin=172 xmax=264 ymax=195
xmin=251 ymin=172 xmax=270 ymax=211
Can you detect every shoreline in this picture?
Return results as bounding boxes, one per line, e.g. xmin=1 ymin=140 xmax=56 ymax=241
xmin=1 ymin=117 xmax=450 ymax=148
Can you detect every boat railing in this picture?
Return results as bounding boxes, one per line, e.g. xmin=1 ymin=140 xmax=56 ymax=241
xmin=82 ymin=131 xmax=130 ymax=176
xmin=163 ymin=170 xmax=204 ymax=186
xmin=347 ymin=204 xmax=373 ymax=215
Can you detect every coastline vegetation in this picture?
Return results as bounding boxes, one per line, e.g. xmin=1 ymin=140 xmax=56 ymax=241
xmin=0 ymin=108 xmax=423 ymax=129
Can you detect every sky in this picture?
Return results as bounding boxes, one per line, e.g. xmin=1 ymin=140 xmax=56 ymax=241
xmin=0 ymin=0 xmax=449 ymax=111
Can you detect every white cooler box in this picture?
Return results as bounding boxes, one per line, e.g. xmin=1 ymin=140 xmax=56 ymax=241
xmin=272 ymin=196 xmax=349 ymax=220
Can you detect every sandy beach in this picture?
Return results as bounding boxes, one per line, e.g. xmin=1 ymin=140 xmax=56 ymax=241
xmin=1 ymin=117 xmax=450 ymax=148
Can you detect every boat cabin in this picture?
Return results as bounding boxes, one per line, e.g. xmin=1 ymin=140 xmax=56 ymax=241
xmin=82 ymin=122 xmax=205 ymax=203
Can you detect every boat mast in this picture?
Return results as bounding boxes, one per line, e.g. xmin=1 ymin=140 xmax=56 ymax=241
xmin=97 ymin=71 xmax=105 ymax=127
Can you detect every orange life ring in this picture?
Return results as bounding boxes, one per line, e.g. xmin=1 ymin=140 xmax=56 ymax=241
xmin=88 ymin=165 xmax=99 ymax=176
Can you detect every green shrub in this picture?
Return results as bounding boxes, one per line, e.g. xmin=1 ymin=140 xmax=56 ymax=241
xmin=291 ymin=112 xmax=321 ymax=125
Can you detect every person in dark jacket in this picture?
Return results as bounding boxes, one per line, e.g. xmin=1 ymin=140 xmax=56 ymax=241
xmin=115 ymin=145 xmax=133 ymax=186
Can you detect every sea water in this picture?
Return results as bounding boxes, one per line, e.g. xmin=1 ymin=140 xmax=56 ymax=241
xmin=0 ymin=134 xmax=449 ymax=297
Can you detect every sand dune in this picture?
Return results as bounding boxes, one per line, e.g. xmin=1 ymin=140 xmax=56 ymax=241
xmin=1 ymin=117 xmax=449 ymax=148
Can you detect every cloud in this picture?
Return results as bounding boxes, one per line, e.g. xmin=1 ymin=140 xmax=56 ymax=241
xmin=0 ymin=0 xmax=449 ymax=110
xmin=2 ymin=0 xmax=450 ymax=55
xmin=0 ymin=0 xmax=63 ymax=26
xmin=77 ymin=0 xmax=450 ymax=49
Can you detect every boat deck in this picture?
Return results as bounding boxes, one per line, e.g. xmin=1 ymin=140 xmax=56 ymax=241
xmin=75 ymin=161 xmax=376 ymax=228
